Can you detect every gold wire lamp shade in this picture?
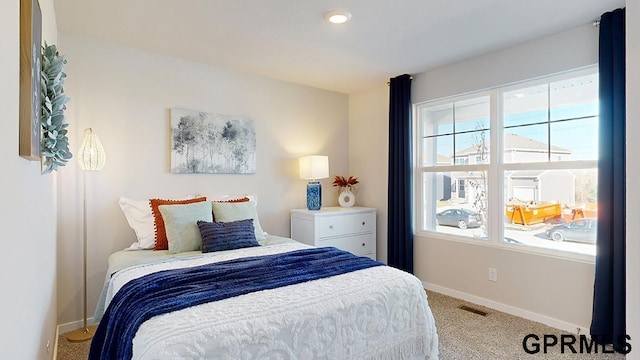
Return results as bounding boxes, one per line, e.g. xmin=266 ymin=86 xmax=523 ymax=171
xmin=77 ymin=128 xmax=106 ymax=171
xmin=66 ymin=128 xmax=106 ymax=342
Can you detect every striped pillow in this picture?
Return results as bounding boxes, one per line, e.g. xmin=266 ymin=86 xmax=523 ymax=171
xmin=197 ymin=219 xmax=259 ymax=253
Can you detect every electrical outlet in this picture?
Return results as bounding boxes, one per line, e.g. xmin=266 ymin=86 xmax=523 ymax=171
xmin=46 ymin=340 xmax=51 ymax=353
xmin=488 ymin=267 xmax=498 ymax=282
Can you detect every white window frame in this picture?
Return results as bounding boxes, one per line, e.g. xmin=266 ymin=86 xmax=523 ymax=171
xmin=413 ymin=66 xmax=598 ymax=263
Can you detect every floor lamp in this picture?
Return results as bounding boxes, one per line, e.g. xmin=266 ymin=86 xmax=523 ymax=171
xmin=66 ymin=128 xmax=106 ymax=342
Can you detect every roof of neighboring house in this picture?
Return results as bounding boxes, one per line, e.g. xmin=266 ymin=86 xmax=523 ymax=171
xmin=437 ymin=154 xmax=452 ymax=164
xmin=455 ymin=133 xmax=572 ymax=156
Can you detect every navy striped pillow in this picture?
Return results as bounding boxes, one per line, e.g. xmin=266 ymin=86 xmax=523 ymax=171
xmin=197 ymin=219 xmax=259 ymax=253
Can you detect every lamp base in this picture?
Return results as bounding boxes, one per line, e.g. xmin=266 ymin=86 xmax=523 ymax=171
xmin=66 ymin=325 xmax=98 ymax=342
xmin=306 ymin=181 xmax=322 ymax=210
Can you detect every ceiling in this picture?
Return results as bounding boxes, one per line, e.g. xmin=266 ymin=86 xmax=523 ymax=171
xmin=53 ymin=0 xmax=624 ymax=94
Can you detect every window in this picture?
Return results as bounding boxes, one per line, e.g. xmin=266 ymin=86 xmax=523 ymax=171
xmin=415 ymin=68 xmax=598 ymax=257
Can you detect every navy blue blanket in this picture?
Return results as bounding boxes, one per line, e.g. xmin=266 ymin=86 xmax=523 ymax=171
xmin=89 ymin=247 xmax=382 ymax=360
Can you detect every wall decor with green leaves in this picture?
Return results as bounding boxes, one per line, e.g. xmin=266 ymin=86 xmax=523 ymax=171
xmin=41 ymin=43 xmax=72 ymax=174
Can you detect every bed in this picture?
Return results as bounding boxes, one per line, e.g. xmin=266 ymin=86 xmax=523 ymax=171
xmin=89 ymin=198 xmax=438 ymax=360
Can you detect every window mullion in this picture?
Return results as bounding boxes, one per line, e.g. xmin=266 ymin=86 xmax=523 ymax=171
xmin=488 ymin=89 xmax=502 ymax=245
xmin=547 ymin=82 xmax=551 ymax=162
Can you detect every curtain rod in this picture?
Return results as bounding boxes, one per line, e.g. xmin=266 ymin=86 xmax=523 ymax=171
xmin=387 ymin=76 xmax=413 ymax=86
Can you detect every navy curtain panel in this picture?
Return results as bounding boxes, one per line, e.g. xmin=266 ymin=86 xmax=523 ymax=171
xmin=590 ymin=8 xmax=626 ymax=350
xmin=387 ymin=74 xmax=413 ymax=273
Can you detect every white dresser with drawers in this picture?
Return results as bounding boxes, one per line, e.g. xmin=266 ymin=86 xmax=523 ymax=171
xmin=290 ymin=206 xmax=376 ymax=260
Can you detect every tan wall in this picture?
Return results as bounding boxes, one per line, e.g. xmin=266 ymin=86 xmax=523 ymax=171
xmin=0 ymin=0 xmax=59 ymax=358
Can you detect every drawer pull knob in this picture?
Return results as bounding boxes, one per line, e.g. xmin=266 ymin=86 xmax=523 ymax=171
xmin=362 ymin=243 xmax=366 ymax=247
xmin=362 ymin=221 xmax=366 ymax=226
xmin=329 ymin=225 xmax=333 ymax=230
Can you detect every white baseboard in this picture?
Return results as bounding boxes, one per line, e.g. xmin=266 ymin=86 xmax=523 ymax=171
xmin=57 ymin=317 xmax=97 ymax=336
xmin=423 ymin=281 xmax=589 ymax=335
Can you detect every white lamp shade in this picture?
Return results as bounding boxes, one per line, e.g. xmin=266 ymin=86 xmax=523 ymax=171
xmin=78 ymin=128 xmax=106 ymax=171
xmin=299 ymin=155 xmax=329 ymax=180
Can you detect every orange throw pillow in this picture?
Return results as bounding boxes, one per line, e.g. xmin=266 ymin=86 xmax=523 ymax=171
xmin=150 ymin=197 xmax=207 ymax=250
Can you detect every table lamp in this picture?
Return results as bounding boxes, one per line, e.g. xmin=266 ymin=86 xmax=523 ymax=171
xmin=299 ymin=155 xmax=329 ymax=210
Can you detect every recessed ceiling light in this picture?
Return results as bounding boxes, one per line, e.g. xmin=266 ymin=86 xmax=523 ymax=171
xmin=324 ymin=10 xmax=352 ymax=24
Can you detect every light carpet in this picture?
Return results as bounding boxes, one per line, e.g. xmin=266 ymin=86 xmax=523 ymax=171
xmin=427 ymin=291 xmax=624 ymax=359
xmin=56 ymin=290 xmax=625 ymax=359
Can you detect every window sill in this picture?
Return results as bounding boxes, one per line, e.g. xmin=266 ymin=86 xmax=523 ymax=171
xmin=414 ymin=230 xmax=596 ymax=264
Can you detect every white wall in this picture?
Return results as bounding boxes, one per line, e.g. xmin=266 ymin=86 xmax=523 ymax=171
xmin=626 ymin=0 xmax=639 ymax=359
xmin=0 ymin=0 xmax=58 ymax=358
xmin=351 ymin=24 xmax=601 ymax=331
xmin=55 ymin=33 xmax=350 ymax=326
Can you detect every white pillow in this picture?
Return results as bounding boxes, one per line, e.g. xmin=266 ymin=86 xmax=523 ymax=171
xmin=211 ymin=200 xmax=266 ymax=241
xmin=119 ymin=197 xmax=155 ymax=250
xmin=119 ymin=195 xmax=196 ymax=250
xmin=159 ymin=201 xmax=213 ymax=254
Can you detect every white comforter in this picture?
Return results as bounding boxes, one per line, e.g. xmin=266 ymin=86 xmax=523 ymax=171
xmin=102 ymin=240 xmax=439 ymax=359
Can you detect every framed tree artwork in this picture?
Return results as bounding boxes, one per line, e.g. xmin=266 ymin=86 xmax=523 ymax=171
xmin=19 ymin=0 xmax=42 ymax=160
xmin=170 ymin=108 xmax=256 ymax=174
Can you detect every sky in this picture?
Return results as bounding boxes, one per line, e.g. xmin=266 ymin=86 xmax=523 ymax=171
xmin=427 ymin=101 xmax=599 ymax=163
xmin=423 ymin=72 xmax=599 ymax=163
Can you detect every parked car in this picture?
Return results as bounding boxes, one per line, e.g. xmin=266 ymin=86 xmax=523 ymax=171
xmin=436 ymin=209 xmax=482 ymax=229
xmin=545 ymin=218 xmax=597 ymax=244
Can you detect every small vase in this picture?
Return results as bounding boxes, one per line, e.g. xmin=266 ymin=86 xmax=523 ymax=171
xmin=338 ymin=189 xmax=355 ymax=207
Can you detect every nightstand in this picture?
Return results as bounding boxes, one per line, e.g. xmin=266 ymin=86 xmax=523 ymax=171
xmin=290 ymin=206 xmax=376 ymax=260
